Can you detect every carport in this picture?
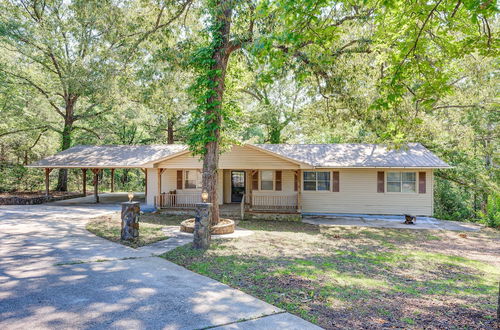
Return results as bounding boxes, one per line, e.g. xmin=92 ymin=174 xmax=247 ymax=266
xmin=28 ymin=144 xmax=187 ymax=203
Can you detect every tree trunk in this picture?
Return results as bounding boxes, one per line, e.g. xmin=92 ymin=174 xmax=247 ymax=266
xmin=167 ymin=118 xmax=174 ymax=144
xmin=269 ymin=127 xmax=282 ymax=144
xmin=56 ymin=99 xmax=76 ymax=191
xmin=55 ymin=121 xmax=72 ymax=191
xmin=121 ymin=168 xmax=129 ymax=185
xmin=0 ymin=143 xmax=5 ymax=162
xmin=201 ymin=0 xmax=233 ymax=226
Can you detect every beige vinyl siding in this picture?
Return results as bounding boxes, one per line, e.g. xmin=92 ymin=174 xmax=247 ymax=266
xmin=222 ymin=169 xmax=297 ymax=203
xmin=252 ymin=170 xmax=296 ymax=197
xmin=155 ymin=145 xmax=300 ymax=169
xmin=301 ymin=169 xmax=434 ymax=216
xmin=146 ymin=168 xmax=159 ymax=206
xmin=146 ymin=169 xmax=223 ymax=205
xmin=155 ymin=153 xmax=203 ymax=169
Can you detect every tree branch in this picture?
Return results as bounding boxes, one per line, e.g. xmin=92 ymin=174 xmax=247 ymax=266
xmin=433 ymin=105 xmax=483 ymax=110
xmin=240 ymin=88 xmax=263 ymax=102
xmin=126 ymin=0 xmax=194 ymax=60
xmin=395 ymin=0 xmax=444 ymax=74
xmin=74 ymin=105 xmax=111 ymax=121
xmin=73 ymin=126 xmax=101 ymax=139
xmin=0 ymin=125 xmax=50 ymax=138
xmin=227 ymin=3 xmax=255 ymax=55
xmin=1 ymin=69 xmax=65 ymax=118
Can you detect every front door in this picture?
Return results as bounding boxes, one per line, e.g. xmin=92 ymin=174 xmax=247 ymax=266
xmin=231 ymin=171 xmax=246 ymax=203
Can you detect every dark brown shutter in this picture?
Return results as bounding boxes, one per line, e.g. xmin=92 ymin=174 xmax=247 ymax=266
xmin=332 ymin=171 xmax=340 ymax=192
xmin=377 ymin=171 xmax=385 ymax=193
xmin=294 ymin=171 xmax=298 ymax=191
xmin=419 ymin=172 xmax=426 ymax=193
xmin=275 ymin=171 xmax=282 ymax=191
xmin=252 ymin=171 xmax=259 ymax=190
xmin=176 ymin=170 xmax=183 ymax=189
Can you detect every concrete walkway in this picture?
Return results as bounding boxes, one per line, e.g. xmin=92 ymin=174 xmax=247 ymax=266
xmin=303 ymin=214 xmax=481 ymax=231
xmin=0 ymin=202 xmax=320 ymax=329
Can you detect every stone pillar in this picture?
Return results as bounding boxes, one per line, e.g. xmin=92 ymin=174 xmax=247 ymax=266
xmin=121 ymin=201 xmax=140 ymax=240
xmin=193 ymin=202 xmax=212 ymax=249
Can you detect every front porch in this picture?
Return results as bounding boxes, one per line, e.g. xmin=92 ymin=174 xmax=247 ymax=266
xmin=155 ymin=191 xmax=300 ymax=213
xmin=156 ymin=202 xmax=301 ymax=221
xmin=144 ymin=145 xmax=307 ymax=218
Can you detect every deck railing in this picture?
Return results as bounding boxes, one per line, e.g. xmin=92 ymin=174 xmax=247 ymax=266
xmin=155 ymin=193 xmax=201 ymax=208
xmin=251 ymin=194 xmax=298 ymax=211
xmin=155 ymin=192 xmax=299 ymax=212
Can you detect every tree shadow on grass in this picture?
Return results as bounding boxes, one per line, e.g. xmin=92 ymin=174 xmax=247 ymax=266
xmin=238 ymin=219 xmax=322 ymax=234
xmin=163 ymin=242 xmax=498 ymax=329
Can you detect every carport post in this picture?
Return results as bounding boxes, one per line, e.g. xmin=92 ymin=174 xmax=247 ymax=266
xmin=91 ymin=169 xmax=100 ymax=203
xmin=82 ymin=168 xmax=87 ymax=196
xmin=141 ymin=168 xmax=147 ymax=198
xmin=44 ymin=168 xmax=52 ymax=197
xmin=110 ymin=168 xmax=115 ymax=192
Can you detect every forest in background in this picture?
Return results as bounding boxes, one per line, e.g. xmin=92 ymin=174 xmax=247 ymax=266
xmin=0 ymin=0 xmax=498 ymax=226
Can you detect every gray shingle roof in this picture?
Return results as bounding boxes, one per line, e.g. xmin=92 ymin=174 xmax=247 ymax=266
xmin=255 ymin=143 xmax=450 ymax=168
xmin=28 ymin=144 xmax=187 ymax=168
xmin=28 ymin=143 xmax=449 ymax=169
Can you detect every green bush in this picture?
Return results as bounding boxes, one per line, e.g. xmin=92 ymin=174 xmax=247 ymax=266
xmin=477 ymin=193 xmax=500 ymax=228
xmin=434 ymin=178 xmax=474 ymax=221
xmin=0 ymin=164 xmax=44 ymax=192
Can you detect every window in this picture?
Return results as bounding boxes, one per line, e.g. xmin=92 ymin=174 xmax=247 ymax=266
xmin=387 ymin=172 xmax=416 ymax=193
xmin=185 ymin=170 xmax=202 ymax=189
xmin=303 ymin=171 xmax=330 ymax=191
xmin=260 ymin=170 xmax=274 ymax=190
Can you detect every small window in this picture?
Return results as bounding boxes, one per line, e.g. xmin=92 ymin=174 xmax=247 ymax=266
xmin=260 ymin=170 xmax=274 ymax=190
xmin=303 ymin=171 xmax=330 ymax=191
xmin=185 ymin=170 xmax=202 ymax=189
xmin=387 ymin=172 xmax=416 ymax=193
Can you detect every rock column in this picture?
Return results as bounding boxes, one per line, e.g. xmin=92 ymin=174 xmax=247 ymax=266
xmin=121 ymin=201 xmax=140 ymax=240
xmin=193 ymin=202 xmax=212 ymax=249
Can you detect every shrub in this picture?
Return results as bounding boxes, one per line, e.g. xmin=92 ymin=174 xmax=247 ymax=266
xmin=477 ymin=193 xmax=500 ymax=228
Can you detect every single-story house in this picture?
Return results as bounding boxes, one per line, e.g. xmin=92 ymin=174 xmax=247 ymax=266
xmin=28 ymin=143 xmax=449 ymax=217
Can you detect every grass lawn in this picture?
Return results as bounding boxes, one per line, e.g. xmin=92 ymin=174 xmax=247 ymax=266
xmin=162 ymin=220 xmax=500 ymax=329
xmin=86 ymin=213 xmax=186 ymax=248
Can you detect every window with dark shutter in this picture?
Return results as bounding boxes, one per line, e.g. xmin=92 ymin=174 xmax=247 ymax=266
xmin=377 ymin=171 xmax=385 ymax=193
xmin=419 ymin=172 xmax=426 ymax=193
xmin=176 ymin=170 xmax=183 ymax=189
xmin=275 ymin=171 xmax=282 ymax=191
xmin=252 ymin=171 xmax=259 ymax=190
xmin=332 ymin=171 xmax=339 ymax=192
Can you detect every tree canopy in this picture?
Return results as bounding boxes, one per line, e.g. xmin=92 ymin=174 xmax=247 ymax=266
xmin=0 ymin=0 xmax=498 ymax=225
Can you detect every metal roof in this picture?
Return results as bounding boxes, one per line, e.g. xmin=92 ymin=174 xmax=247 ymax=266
xmin=254 ymin=143 xmax=450 ymax=168
xmin=28 ymin=144 xmax=187 ymax=168
xmin=28 ymin=143 xmax=449 ymax=169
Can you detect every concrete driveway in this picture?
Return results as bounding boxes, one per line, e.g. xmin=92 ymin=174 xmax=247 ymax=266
xmin=303 ymin=214 xmax=481 ymax=231
xmin=0 ymin=202 xmax=319 ymax=329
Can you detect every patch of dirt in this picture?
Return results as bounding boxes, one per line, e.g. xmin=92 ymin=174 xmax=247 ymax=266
xmin=164 ymin=221 xmax=500 ymax=329
xmin=418 ymin=229 xmax=500 ymax=267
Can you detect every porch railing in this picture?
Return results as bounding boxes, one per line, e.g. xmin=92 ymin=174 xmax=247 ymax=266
xmin=251 ymin=194 xmax=298 ymax=211
xmin=155 ymin=192 xmax=201 ymax=208
xmin=155 ymin=192 xmax=299 ymax=212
